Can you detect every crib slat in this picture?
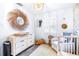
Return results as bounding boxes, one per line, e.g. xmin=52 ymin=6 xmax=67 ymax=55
xmin=74 ymin=38 xmax=75 ymax=54
xmin=56 ymin=36 xmax=79 ymax=55
xmin=76 ymin=37 xmax=78 ymax=55
xmin=67 ymin=38 xmax=68 ymax=53
xmin=71 ymin=38 xmax=72 ymax=54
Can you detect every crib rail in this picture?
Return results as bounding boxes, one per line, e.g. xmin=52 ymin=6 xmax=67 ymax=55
xmin=52 ymin=36 xmax=79 ymax=56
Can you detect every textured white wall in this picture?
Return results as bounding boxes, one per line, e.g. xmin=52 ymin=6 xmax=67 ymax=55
xmin=34 ymin=3 xmax=75 ymax=43
xmin=0 ymin=3 xmax=35 ymax=56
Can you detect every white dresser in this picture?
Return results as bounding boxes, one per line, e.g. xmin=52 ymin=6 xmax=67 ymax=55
xmin=8 ymin=33 xmax=35 ymax=56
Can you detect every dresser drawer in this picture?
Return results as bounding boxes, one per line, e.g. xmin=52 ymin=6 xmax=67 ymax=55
xmin=28 ymin=40 xmax=34 ymax=47
xmin=28 ymin=39 xmax=34 ymax=43
xmin=16 ymin=40 xmax=26 ymax=48
xmin=16 ymin=44 xmax=26 ymax=55
xmin=16 ymin=37 xmax=28 ymax=43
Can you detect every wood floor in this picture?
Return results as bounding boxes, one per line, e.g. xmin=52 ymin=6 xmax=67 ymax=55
xmin=18 ymin=44 xmax=77 ymax=56
xmin=30 ymin=44 xmax=57 ymax=56
xmin=18 ymin=44 xmax=57 ymax=56
xmin=18 ymin=45 xmax=38 ymax=56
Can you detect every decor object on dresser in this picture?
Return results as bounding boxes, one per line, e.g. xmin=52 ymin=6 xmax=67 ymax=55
xmin=7 ymin=32 xmax=34 ymax=56
xmin=35 ymin=39 xmax=45 ymax=45
xmin=8 ymin=9 xmax=29 ymax=30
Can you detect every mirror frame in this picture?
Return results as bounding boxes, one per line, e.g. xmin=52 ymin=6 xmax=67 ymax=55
xmin=8 ymin=9 xmax=29 ymax=30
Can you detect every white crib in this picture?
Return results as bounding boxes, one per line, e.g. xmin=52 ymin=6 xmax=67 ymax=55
xmin=51 ymin=36 xmax=79 ymax=55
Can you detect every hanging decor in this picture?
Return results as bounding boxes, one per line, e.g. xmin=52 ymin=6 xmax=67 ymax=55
xmin=8 ymin=9 xmax=29 ymax=30
xmin=61 ymin=23 xmax=68 ymax=29
xmin=33 ymin=3 xmax=45 ymax=10
xmin=60 ymin=16 xmax=73 ymax=31
xmin=39 ymin=20 xmax=42 ymax=27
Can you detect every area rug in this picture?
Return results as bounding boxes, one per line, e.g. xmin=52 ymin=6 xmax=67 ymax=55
xmin=30 ymin=44 xmax=57 ymax=56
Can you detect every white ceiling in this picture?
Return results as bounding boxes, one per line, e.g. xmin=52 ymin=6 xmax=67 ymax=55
xmin=4 ymin=3 xmax=79 ymax=14
xmin=21 ymin=3 xmax=76 ymax=12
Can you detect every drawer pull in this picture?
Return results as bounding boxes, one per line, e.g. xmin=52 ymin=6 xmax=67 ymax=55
xmin=20 ymin=40 xmax=24 ymax=42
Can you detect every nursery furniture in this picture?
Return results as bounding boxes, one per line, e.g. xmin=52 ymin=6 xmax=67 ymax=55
xmin=8 ymin=32 xmax=34 ymax=56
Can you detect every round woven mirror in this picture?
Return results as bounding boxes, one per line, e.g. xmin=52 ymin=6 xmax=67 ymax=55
xmin=8 ymin=9 xmax=29 ymax=30
xmin=16 ymin=17 xmax=25 ymax=25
